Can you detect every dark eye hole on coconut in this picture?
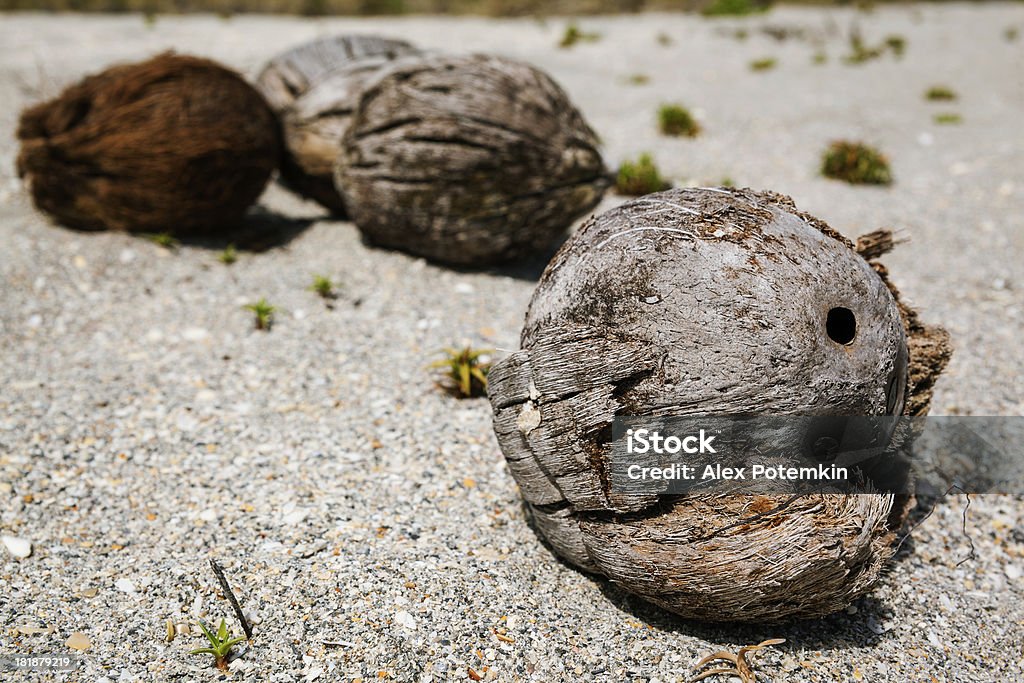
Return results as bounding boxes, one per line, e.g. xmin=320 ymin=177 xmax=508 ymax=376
xmin=826 ymin=306 xmax=857 ymax=345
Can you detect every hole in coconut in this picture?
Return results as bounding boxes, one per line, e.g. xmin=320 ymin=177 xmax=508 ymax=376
xmin=826 ymin=307 xmax=857 ymax=345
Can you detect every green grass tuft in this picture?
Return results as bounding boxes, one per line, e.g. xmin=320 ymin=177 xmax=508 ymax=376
xmin=749 ymin=57 xmax=777 ymax=72
xmin=244 ymin=298 xmax=277 ymax=331
xmin=218 ymin=244 xmax=238 ymax=265
xmin=925 ymin=85 xmax=957 ymax=102
xmin=701 ymin=0 xmax=770 ymax=17
xmin=658 ymin=103 xmax=700 ymax=137
xmin=933 ymin=113 xmax=963 ymax=125
xmin=616 ymin=153 xmax=671 ymax=196
xmin=430 ymin=347 xmax=491 ymax=399
xmin=559 ymin=23 xmax=600 ymax=49
xmin=821 ymin=141 xmax=893 ymax=186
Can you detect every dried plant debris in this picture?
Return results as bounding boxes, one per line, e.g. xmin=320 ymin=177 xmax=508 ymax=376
xmin=691 ymin=639 xmax=785 ymax=682
xmin=821 ymin=140 xmax=893 ymax=185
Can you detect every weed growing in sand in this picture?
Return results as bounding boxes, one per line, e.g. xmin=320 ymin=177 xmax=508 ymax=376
xmin=925 ymin=86 xmax=957 ymax=102
xmin=884 ymin=34 xmax=907 ymax=57
xmin=656 ymin=32 xmax=673 ymax=46
xmin=559 ymin=23 xmax=601 ymax=49
xmin=244 ymin=298 xmax=277 ymax=331
xmin=844 ymin=30 xmax=906 ymax=64
xmin=218 ymin=244 xmax=238 ymax=265
xmin=143 ymin=232 xmax=179 ymax=250
xmin=189 ymin=618 xmax=246 ymax=671
xmin=933 ymin=113 xmax=963 ymax=125
xmin=749 ymin=57 xmax=777 ymax=72
xmin=308 ymin=275 xmax=338 ymax=299
xmin=719 ymin=176 xmax=736 ymax=187
xmin=702 ymin=0 xmax=770 ymax=17
xmin=616 ymin=154 xmax=671 ymax=196
xmin=812 ymin=52 xmax=827 ymax=65
xmin=431 ymin=347 xmax=492 ymax=398
xmin=1006 ymin=27 xmax=1019 ymax=42
xmin=658 ymin=104 xmax=701 ymax=137
xmin=821 ymin=141 xmax=892 ymax=185
xmin=626 ymin=73 xmax=650 ymax=85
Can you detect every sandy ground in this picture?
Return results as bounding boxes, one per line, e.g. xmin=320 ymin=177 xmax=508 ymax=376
xmin=1 ymin=4 xmax=1023 ymax=682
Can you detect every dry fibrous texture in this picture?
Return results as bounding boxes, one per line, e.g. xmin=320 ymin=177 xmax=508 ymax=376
xmin=336 ymin=54 xmax=609 ymax=266
xmin=488 ymin=187 xmax=951 ymax=622
xmin=257 ymin=35 xmax=420 ymax=214
xmin=17 ymin=53 xmax=281 ymax=235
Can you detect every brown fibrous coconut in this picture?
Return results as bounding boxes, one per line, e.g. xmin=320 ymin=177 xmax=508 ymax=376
xmin=336 ymin=53 xmax=610 ymax=266
xmin=16 ymin=52 xmax=281 ymax=236
xmin=488 ymin=187 xmax=951 ymax=622
xmin=256 ymin=35 xmax=420 ymax=215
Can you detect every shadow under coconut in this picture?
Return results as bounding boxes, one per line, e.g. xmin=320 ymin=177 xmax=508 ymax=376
xmin=357 ymin=233 xmax=568 ymax=281
xmin=517 ymin=499 xmax=902 ymax=652
xmin=593 ymin=580 xmax=896 ymax=652
xmin=173 ymin=205 xmax=315 ymax=253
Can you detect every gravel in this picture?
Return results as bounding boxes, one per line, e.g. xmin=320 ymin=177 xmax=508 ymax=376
xmin=1 ymin=5 xmax=1023 ymax=682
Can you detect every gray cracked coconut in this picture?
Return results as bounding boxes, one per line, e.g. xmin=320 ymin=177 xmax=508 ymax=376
xmin=487 ymin=187 xmax=951 ymax=622
xmin=335 ymin=54 xmax=609 ymax=266
xmin=257 ymin=35 xmax=420 ymax=214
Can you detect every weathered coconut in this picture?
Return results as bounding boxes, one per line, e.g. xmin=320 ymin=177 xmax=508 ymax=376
xmin=256 ymin=35 xmax=420 ymax=214
xmin=488 ymin=187 xmax=951 ymax=621
xmin=336 ymin=54 xmax=609 ymax=266
xmin=16 ymin=53 xmax=281 ymax=236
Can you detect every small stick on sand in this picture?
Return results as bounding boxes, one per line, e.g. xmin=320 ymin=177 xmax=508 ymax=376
xmin=209 ymin=559 xmax=253 ymax=640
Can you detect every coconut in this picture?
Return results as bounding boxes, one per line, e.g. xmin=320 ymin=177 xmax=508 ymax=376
xmin=256 ymin=35 xmax=420 ymax=214
xmin=335 ymin=54 xmax=609 ymax=266
xmin=487 ymin=187 xmax=951 ymax=621
xmin=16 ymin=53 xmax=281 ymax=236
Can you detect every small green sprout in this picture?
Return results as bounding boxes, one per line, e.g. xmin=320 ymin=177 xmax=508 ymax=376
xmin=733 ymin=28 xmax=749 ymax=41
xmin=625 ymin=73 xmax=650 ymax=86
xmin=812 ymin=52 xmax=827 ymax=65
xmin=884 ymin=34 xmax=907 ymax=58
xmin=559 ymin=23 xmax=601 ymax=49
xmin=925 ymin=86 xmax=957 ymax=102
xmin=701 ymin=0 xmax=771 ymax=17
xmin=821 ymin=141 xmax=893 ymax=186
xmin=933 ymin=113 xmax=963 ymax=125
xmin=431 ymin=347 xmax=491 ymax=398
xmin=244 ymin=298 xmax=277 ymax=331
xmin=1006 ymin=27 xmax=1019 ymax=42
xmin=749 ymin=57 xmax=777 ymax=72
xmin=143 ymin=232 xmax=179 ymax=250
xmin=656 ymin=32 xmax=673 ymax=47
xmin=189 ymin=618 xmax=246 ymax=671
xmin=719 ymin=176 xmax=736 ymax=188
xmin=308 ymin=274 xmax=337 ymax=299
xmin=218 ymin=244 xmax=238 ymax=265
xmin=843 ymin=31 xmax=883 ymax=64
xmin=615 ymin=153 xmax=671 ymax=196
xmin=658 ymin=103 xmax=701 ymax=138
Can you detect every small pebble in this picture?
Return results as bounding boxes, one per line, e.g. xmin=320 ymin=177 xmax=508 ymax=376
xmin=2 ymin=535 xmax=32 ymax=558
